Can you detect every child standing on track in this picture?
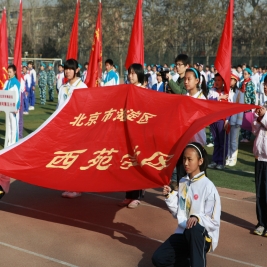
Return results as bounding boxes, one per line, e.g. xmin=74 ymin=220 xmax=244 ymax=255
xmin=252 ymin=85 xmax=267 ymax=236
xmin=207 ymin=73 xmax=229 ymax=170
xmin=152 ymin=142 xmax=221 ymax=267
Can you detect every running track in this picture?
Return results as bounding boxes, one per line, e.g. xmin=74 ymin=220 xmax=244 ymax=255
xmin=0 ymin=180 xmax=266 ymax=267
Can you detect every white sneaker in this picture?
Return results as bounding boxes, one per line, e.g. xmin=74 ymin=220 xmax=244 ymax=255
xmin=208 ymin=162 xmax=217 ymax=168
xmin=118 ymin=198 xmax=132 ymax=207
xmin=127 ymin=199 xmax=140 ymax=209
xmin=225 ymin=158 xmax=230 ymax=166
xmin=207 ymin=143 xmax=214 ymax=147
xmin=61 ymin=191 xmax=81 ymax=198
xmin=23 ymin=112 xmax=29 ymax=115
xmin=29 ymin=106 xmax=35 ymax=110
xmin=216 ymin=164 xmax=224 ymax=170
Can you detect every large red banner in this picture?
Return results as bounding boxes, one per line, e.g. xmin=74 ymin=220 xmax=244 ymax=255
xmin=0 ymin=85 xmax=257 ymax=192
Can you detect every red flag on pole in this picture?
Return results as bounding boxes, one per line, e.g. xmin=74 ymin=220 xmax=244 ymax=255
xmin=0 ymin=7 xmax=8 ymax=89
xmin=85 ymin=0 xmax=102 ymax=87
xmin=125 ymin=0 xmax=144 ymax=69
xmin=66 ymin=0 xmax=80 ymax=60
xmin=13 ymin=0 xmax=23 ymax=81
xmin=214 ymin=0 xmax=234 ymax=94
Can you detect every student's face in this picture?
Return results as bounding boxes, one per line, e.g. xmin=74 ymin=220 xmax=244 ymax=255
xmin=183 ymin=148 xmax=203 ymax=178
xmin=264 ymin=82 xmax=267 ymax=96
xmin=184 ymin=72 xmax=199 ymax=90
xmin=243 ymin=71 xmax=250 ymax=79
xmin=105 ymin=63 xmax=112 ymax=72
xmin=211 ymin=67 xmax=214 ymax=72
xmin=198 ymin=65 xmax=203 ymax=72
xmin=40 ymin=66 xmax=44 ymax=71
xmin=230 ymin=78 xmax=237 ymax=87
xmin=152 ymin=66 xmax=156 ymax=72
xmin=237 ymin=67 xmax=242 ymax=73
xmin=156 ymin=75 xmax=162 ymax=83
xmin=214 ymin=76 xmax=224 ymax=89
xmin=58 ymin=66 xmax=63 ymax=72
xmin=147 ymin=66 xmax=151 ymax=71
xmin=242 ymin=65 xmax=246 ymax=70
xmin=128 ymin=69 xmax=139 ymax=85
xmin=163 ymin=64 xmax=168 ymax=68
xmin=176 ymin=61 xmax=187 ymax=75
xmin=64 ymin=68 xmax=76 ymax=80
xmin=22 ymin=67 xmax=27 ymax=74
xmin=85 ymin=64 xmax=88 ymax=70
xmin=28 ymin=64 xmax=32 ymax=69
xmin=173 ymin=67 xmax=177 ymax=73
xmin=8 ymin=68 xmax=16 ymax=78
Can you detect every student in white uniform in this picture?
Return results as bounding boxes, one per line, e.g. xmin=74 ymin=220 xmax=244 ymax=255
xmin=58 ymin=59 xmax=87 ymax=198
xmin=152 ymin=142 xmax=221 ymax=267
xmin=56 ymin=64 xmax=65 ymax=94
xmin=252 ymin=100 xmax=267 ymax=237
xmin=227 ymin=71 xmax=244 ymax=167
xmin=184 ymin=68 xmax=207 ymax=146
xmin=0 ymin=64 xmax=21 ymax=199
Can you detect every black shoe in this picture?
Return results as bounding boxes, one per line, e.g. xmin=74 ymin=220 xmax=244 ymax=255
xmin=0 ymin=185 xmax=5 ymax=200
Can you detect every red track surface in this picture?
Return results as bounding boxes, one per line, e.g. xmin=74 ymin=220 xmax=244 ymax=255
xmin=0 ymin=181 xmax=266 ymax=267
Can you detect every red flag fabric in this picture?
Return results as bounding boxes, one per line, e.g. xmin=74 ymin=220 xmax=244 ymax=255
xmin=125 ymin=0 xmax=144 ymax=69
xmin=214 ymin=0 xmax=234 ymax=94
xmin=66 ymin=0 xmax=80 ymax=60
xmin=13 ymin=0 xmax=23 ymax=81
xmin=85 ymin=1 xmax=102 ymax=87
xmin=0 ymin=8 xmax=8 ymax=89
xmin=0 ymin=85 xmax=257 ymax=192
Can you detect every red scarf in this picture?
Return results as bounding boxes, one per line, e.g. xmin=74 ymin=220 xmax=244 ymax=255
xmin=241 ymin=78 xmax=251 ymax=93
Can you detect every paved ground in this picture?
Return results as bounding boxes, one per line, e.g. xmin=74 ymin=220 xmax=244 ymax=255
xmin=0 ymin=180 xmax=266 ymax=267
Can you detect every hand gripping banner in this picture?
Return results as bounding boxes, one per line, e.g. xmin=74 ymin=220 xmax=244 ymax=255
xmin=0 ymin=84 xmax=257 ymax=192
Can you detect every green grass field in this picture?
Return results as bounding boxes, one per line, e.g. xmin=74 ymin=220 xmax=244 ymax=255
xmin=0 ymin=90 xmax=256 ymax=193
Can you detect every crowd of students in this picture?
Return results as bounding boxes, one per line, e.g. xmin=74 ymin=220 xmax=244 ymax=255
xmin=0 ymin=55 xmax=266 ymax=266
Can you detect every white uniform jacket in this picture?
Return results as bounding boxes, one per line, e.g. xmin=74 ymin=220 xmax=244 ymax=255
xmin=252 ymin=112 xmax=267 ymax=162
xmin=58 ymin=78 xmax=87 ymax=109
xmin=165 ymin=172 xmax=221 ymax=252
xmin=229 ymin=88 xmax=244 ymax=126
xmin=187 ymin=90 xmax=206 ymax=146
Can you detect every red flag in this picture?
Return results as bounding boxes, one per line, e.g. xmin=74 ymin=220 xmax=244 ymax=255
xmin=0 ymin=85 xmax=257 ymax=192
xmin=214 ymin=0 xmax=234 ymax=94
xmin=125 ymin=0 xmax=144 ymax=70
xmin=66 ymin=0 xmax=80 ymax=60
xmin=85 ymin=0 xmax=102 ymax=87
xmin=13 ymin=0 xmax=23 ymax=81
xmin=0 ymin=7 xmax=8 ymax=89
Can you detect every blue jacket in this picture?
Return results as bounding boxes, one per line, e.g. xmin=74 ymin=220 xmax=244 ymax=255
xmin=152 ymin=82 xmax=164 ymax=92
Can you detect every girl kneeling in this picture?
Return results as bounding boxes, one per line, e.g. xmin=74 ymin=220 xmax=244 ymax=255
xmin=152 ymin=143 xmax=221 ymax=267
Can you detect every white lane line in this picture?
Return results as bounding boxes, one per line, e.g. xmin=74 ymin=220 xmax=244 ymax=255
xmin=209 ymin=253 xmax=262 ymax=267
xmin=220 ymin=196 xmax=255 ymax=204
xmin=0 ymin=241 xmax=79 ymax=267
xmin=88 ymin=192 xmax=256 ymax=206
xmin=0 ymin=201 xmax=261 ymax=267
